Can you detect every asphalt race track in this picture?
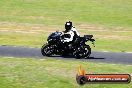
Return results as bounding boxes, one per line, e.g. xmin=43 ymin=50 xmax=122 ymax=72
xmin=0 ymin=45 xmax=132 ymax=65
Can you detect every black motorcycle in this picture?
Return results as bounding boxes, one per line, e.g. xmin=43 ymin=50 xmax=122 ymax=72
xmin=41 ymin=31 xmax=95 ymax=59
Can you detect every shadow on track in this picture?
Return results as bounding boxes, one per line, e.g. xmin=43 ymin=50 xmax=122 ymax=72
xmin=88 ymin=57 xmax=105 ymax=59
xmin=48 ymin=55 xmax=105 ymax=59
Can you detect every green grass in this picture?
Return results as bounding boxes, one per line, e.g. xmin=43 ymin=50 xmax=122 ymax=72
xmin=0 ymin=32 xmax=132 ymax=52
xmin=0 ymin=32 xmax=45 ymax=47
xmin=0 ymin=57 xmax=132 ymax=88
xmin=92 ymin=39 xmax=132 ymax=52
xmin=0 ymin=0 xmax=132 ymax=27
xmin=0 ymin=0 xmax=132 ymax=52
xmin=0 ymin=1 xmax=131 ymax=88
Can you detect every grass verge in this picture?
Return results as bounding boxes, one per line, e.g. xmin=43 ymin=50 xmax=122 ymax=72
xmin=0 ymin=57 xmax=132 ymax=88
xmin=0 ymin=31 xmax=132 ymax=52
xmin=0 ymin=0 xmax=132 ymax=52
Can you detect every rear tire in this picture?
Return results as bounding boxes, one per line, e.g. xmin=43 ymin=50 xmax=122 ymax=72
xmin=83 ymin=45 xmax=91 ymax=58
xmin=41 ymin=43 xmax=54 ymax=56
xmin=73 ymin=45 xmax=91 ymax=59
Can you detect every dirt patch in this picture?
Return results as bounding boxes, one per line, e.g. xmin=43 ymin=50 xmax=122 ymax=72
xmin=78 ymin=23 xmax=105 ymax=30
xmin=0 ymin=22 xmax=131 ymax=40
xmin=0 ymin=22 xmax=60 ymax=34
xmin=77 ymin=23 xmax=132 ymax=31
xmin=0 ymin=29 xmax=55 ymax=34
xmin=95 ymin=35 xmax=132 ymax=40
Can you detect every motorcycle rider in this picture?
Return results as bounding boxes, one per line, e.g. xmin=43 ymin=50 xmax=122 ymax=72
xmin=61 ymin=21 xmax=80 ymax=44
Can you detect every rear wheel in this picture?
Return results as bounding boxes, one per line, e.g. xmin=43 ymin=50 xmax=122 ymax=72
xmin=83 ymin=45 xmax=91 ymax=58
xmin=73 ymin=45 xmax=91 ymax=59
xmin=41 ymin=43 xmax=54 ymax=56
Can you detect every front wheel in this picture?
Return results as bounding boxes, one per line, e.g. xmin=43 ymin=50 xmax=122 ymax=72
xmin=41 ymin=43 xmax=54 ymax=56
xmin=73 ymin=45 xmax=91 ymax=59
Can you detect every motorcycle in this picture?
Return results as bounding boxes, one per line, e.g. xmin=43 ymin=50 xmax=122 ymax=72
xmin=41 ymin=31 xmax=95 ymax=59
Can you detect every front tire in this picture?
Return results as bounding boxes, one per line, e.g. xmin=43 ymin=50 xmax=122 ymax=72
xmin=41 ymin=43 xmax=54 ymax=56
